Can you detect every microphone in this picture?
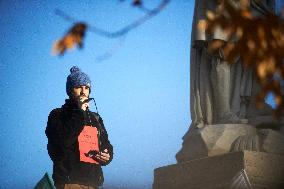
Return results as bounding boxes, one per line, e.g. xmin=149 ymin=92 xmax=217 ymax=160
xmin=81 ymin=97 xmax=99 ymax=114
xmin=82 ymin=98 xmax=94 ymax=104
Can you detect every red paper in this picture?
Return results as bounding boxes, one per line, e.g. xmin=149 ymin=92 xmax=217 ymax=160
xmin=78 ymin=125 xmax=99 ymax=164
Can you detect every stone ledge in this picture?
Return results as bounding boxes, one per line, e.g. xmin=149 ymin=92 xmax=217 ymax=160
xmin=176 ymin=124 xmax=284 ymax=163
xmin=153 ymin=151 xmax=284 ymax=189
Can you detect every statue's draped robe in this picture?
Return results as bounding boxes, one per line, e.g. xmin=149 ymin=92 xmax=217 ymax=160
xmin=190 ymin=0 xmax=274 ymax=127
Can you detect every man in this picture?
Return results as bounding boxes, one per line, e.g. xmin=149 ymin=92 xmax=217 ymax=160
xmin=45 ymin=66 xmax=113 ymax=189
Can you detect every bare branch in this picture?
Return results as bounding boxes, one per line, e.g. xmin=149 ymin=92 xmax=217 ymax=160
xmin=55 ymin=0 xmax=170 ymax=38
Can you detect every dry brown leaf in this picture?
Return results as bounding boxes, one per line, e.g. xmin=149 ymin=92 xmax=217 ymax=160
xmin=206 ymin=11 xmax=216 ymax=21
xmin=197 ymin=20 xmax=208 ymax=31
xmin=203 ymin=0 xmax=284 ymax=116
xmin=52 ymin=22 xmax=87 ymax=55
xmin=132 ymin=0 xmax=142 ymax=6
xmin=208 ymin=39 xmax=225 ymax=53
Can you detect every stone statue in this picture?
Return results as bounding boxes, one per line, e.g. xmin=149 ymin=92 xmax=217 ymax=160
xmin=176 ymin=0 xmax=284 ymax=163
xmin=154 ymin=2 xmax=284 ymax=188
xmin=190 ymin=0 xmax=274 ymax=127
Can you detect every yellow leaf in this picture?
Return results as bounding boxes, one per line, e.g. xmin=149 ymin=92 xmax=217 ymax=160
xmin=197 ymin=20 xmax=208 ymax=31
xmin=206 ymin=11 xmax=215 ymax=21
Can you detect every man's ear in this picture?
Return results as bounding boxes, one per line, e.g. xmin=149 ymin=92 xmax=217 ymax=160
xmin=69 ymin=90 xmax=75 ymax=99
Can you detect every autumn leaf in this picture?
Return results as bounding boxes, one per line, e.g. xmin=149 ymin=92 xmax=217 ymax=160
xmin=204 ymin=0 xmax=284 ymax=116
xmin=132 ymin=0 xmax=142 ymax=7
xmin=52 ymin=22 xmax=87 ymax=55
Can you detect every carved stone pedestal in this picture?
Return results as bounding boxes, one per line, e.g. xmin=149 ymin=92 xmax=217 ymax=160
xmin=153 ymin=151 xmax=284 ymax=189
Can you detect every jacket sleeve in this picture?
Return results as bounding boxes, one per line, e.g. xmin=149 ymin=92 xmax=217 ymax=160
xmin=45 ymin=108 xmax=86 ymax=162
xmin=45 ymin=109 xmax=62 ymax=162
xmin=96 ymin=114 xmax=113 ymax=166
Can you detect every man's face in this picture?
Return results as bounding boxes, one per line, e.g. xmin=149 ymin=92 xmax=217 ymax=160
xmin=71 ymin=85 xmax=90 ymax=100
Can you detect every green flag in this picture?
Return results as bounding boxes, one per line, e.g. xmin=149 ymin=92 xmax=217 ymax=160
xmin=34 ymin=172 xmax=55 ymax=189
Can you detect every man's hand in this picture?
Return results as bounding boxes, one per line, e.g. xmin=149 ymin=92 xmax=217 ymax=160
xmin=94 ymin=149 xmax=110 ymax=163
xmin=77 ymin=96 xmax=89 ymax=111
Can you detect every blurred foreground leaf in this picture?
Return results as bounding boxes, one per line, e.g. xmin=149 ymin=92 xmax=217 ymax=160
xmin=52 ymin=22 xmax=87 ymax=56
xmin=201 ymin=0 xmax=284 ymax=117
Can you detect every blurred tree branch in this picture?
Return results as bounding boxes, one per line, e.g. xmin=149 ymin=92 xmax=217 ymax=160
xmin=52 ymin=0 xmax=170 ymax=56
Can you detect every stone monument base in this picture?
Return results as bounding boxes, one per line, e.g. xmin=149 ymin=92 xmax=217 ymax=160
xmin=153 ymin=151 xmax=284 ymax=189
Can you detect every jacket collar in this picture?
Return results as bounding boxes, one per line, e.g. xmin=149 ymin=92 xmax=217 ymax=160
xmin=62 ymin=99 xmax=79 ymax=110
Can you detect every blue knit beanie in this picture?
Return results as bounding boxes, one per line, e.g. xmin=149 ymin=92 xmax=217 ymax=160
xmin=66 ymin=66 xmax=91 ymax=96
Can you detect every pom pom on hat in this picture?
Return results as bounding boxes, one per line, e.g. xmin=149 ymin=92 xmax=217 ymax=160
xmin=70 ymin=66 xmax=81 ymax=73
xmin=66 ymin=66 xmax=91 ymax=96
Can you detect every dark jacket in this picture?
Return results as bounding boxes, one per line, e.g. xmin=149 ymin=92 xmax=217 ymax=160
xmin=45 ymin=99 xmax=113 ymax=187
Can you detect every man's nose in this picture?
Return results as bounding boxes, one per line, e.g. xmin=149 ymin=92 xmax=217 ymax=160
xmin=81 ymin=87 xmax=87 ymax=95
